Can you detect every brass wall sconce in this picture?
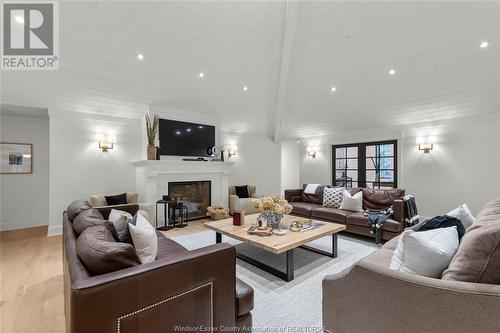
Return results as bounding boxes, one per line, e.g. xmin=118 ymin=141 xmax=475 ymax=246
xmin=307 ymin=146 xmax=317 ymax=158
xmin=96 ymin=133 xmax=116 ymax=152
xmin=416 ymin=136 xmax=435 ymax=153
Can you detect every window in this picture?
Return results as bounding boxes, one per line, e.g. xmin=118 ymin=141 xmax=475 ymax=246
xmin=332 ymin=140 xmax=397 ymax=189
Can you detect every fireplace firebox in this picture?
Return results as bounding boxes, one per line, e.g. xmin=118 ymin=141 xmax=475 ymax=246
xmin=168 ymin=181 xmax=211 ymax=221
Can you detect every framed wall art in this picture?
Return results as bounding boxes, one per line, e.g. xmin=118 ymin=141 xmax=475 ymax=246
xmin=0 ymin=142 xmax=33 ymax=174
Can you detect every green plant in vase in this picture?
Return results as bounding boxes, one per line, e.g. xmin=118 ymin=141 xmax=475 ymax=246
xmin=145 ymin=113 xmax=159 ymax=160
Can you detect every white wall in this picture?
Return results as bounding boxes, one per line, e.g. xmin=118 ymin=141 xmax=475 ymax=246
xmin=0 ymin=115 xmax=49 ymax=230
xmin=48 ymin=110 xmax=143 ymax=235
xmin=221 ymin=132 xmax=281 ymax=197
xmin=299 ymin=143 xmax=332 ymax=186
xmin=281 ymin=142 xmax=301 ymax=194
xmin=401 ymin=120 xmax=500 ymax=216
xmin=299 ymin=119 xmax=500 ymax=217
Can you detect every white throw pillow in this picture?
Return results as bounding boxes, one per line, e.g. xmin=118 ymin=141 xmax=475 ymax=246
xmin=129 ymin=214 xmax=158 ymax=264
xmin=447 ymin=204 xmax=475 ymax=229
xmin=339 ymin=190 xmax=363 ymax=212
xmin=108 ymin=209 xmax=133 ymax=233
xmin=323 ymin=187 xmax=344 ymax=208
xmin=390 ymin=227 xmax=459 ymax=278
xmin=304 ymin=183 xmax=320 ymax=195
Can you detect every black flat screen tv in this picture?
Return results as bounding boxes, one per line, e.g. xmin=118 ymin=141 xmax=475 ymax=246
xmin=158 ymin=119 xmax=215 ymax=157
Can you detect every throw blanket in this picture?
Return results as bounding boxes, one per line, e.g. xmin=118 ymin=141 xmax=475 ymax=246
xmin=404 ymin=195 xmax=420 ymax=227
xmin=304 ymin=183 xmax=320 ymax=195
xmin=367 ymin=210 xmax=393 ymax=232
xmin=418 ymin=215 xmax=465 ymax=240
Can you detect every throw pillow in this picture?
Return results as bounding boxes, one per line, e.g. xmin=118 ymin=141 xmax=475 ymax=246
xmin=390 ymin=227 xmax=459 ymax=278
xmin=323 ymin=187 xmax=344 ymax=208
xmin=76 ymin=225 xmax=139 ymax=275
xmin=234 ymin=185 xmax=250 ymax=198
xmin=108 ymin=208 xmax=133 ymax=234
xmin=418 ymin=215 xmax=465 ymax=240
xmin=304 ymin=184 xmax=320 ymax=195
xmin=129 ymin=213 xmax=158 ymax=264
xmin=339 ymin=190 xmax=363 ymax=212
xmin=105 ymin=193 xmax=128 ymax=206
xmin=72 ymin=208 xmax=105 ymax=235
xmin=442 ymin=223 xmax=500 ymax=284
xmin=117 ymin=213 xmax=138 ymax=244
xmin=447 ymin=204 xmax=475 ymax=229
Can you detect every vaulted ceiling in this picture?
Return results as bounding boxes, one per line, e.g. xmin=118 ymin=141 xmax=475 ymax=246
xmin=2 ymin=1 xmax=499 ymax=140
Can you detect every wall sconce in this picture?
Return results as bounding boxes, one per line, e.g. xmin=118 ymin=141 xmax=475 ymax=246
xmin=227 ymin=144 xmax=238 ymax=157
xmin=416 ymin=136 xmax=435 ymax=153
xmin=96 ymin=133 xmax=116 ymax=152
xmin=307 ymin=146 xmax=317 ymax=158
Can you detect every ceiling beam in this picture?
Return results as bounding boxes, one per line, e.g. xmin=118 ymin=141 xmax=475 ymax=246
xmin=273 ymin=0 xmax=301 ymax=143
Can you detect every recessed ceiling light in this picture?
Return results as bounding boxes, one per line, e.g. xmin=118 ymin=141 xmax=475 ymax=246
xmin=389 ymin=69 xmax=395 ymax=75
xmin=480 ymin=41 xmax=489 ymax=48
xmin=186 ymin=128 xmax=192 ymax=133
xmin=243 ymin=86 xmax=248 ymax=91
xmin=198 ymin=72 xmax=205 ymax=78
xmin=15 ymin=16 xmax=24 ymax=24
xmin=137 ymin=54 xmax=144 ymax=60
xmin=330 ymin=86 xmax=337 ymax=92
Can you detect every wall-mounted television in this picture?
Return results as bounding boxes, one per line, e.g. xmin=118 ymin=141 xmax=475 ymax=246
xmin=158 ymin=119 xmax=215 ymax=157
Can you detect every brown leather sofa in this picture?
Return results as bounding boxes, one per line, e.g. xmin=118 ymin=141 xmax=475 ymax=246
xmin=63 ymin=200 xmax=253 ymax=333
xmin=285 ymin=185 xmax=406 ymax=241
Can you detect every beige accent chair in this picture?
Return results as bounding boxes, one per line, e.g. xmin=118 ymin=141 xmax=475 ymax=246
xmin=228 ymin=185 xmax=258 ymax=215
xmin=89 ymin=192 xmax=156 ymax=225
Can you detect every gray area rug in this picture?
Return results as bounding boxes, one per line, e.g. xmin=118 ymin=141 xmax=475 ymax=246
xmin=172 ymin=230 xmax=377 ymax=331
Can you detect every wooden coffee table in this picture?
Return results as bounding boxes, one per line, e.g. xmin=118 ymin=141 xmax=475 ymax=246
xmin=204 ymin=214 xmax=346 ymax=281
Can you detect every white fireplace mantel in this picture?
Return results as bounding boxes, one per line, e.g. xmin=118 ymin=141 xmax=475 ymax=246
xmin=131 ymin=160 xmax=235 ymax=207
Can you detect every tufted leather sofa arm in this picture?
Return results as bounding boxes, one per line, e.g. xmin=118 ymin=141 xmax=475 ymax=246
xmin=284 ymin=188 xmax=303 ymax=203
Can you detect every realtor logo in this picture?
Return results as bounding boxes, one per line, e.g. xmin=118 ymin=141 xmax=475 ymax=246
xmin=1 ymin=2 xmax=59 ymax=70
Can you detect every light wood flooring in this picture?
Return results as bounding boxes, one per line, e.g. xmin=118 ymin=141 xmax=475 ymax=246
xmin=0 ymin=220 xmax=210 ymax=333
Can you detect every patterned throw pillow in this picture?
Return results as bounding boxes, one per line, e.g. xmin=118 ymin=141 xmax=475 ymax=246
xmin=323 ymin=187 xmax=344 ymax=208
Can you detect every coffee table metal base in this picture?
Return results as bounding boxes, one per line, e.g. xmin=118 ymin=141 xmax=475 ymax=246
xmin=215 ymin=232 xmax=338 ymax=282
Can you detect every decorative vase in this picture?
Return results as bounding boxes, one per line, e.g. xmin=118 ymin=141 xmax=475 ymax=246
xmin=147 ymin=144 xmax=156 ymax=160
xmin=259 ymin=212 xmax=283 ymax=229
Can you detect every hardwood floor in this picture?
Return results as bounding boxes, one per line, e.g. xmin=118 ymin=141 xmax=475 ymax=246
xmin=0 ymin=220 xmax=209 ymax=333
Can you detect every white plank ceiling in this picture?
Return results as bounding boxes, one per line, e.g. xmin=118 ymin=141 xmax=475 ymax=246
xmin=1 ymin=1 xmax=499 ymax=139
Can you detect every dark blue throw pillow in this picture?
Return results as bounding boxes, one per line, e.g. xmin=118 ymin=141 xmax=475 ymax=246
xmin=117 ymin=213 xmax=138 ymax=244
xmin=418 ymin=215 xmax=465 ymax=240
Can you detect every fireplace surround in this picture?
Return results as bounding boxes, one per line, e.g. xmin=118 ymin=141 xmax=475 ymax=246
xmin=168 ymin=181 xmax=211 ymax=221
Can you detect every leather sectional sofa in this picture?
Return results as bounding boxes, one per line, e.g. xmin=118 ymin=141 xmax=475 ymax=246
xmin=63 ymin=200 xmax=253 ymax=333
xmin=285 ymin=185 xmax=406 ymax=241
xmin=322 ymin=199 xmax=500 ymax=333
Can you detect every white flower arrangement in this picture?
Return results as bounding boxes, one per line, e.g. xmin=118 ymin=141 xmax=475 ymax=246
xmin=251 ymin=194 xmax=293 ymax=215
xmin=206 ymin=203 xmax=229 ymax=220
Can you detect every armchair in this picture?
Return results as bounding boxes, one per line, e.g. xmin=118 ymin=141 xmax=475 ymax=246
xmin=89 ymin=192 xmax=156 ymax=225
xmin=228 ymin=185 xmax=258 ymax=215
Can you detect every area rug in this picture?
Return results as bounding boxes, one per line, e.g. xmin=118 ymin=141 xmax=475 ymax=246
xmin=172 ymin=230 xmax=377 ymax=331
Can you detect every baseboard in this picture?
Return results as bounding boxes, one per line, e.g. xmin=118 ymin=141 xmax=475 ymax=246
xmin=0 ymin=219 xmax=48 ymax=231
xmin=0 ymin=225 xmax=48 ymax=241
xmin=48 ymin=224 xmax=62 ymax=236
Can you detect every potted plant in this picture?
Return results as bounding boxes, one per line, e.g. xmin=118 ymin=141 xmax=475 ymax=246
xmin=145 ymin=113 xmax=159 ymax=160
xmin=252 ymin=194 xmax=293 ymax=230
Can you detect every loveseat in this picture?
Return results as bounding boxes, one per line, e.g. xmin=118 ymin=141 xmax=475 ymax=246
xmin=63 ymin=200 xmax=253 ymax=333
xmin=322 ymin=199 xmax=500 ymax=333
xmin=90 ymin=191 xmax=156 ymax=225
xmin=285 ymin=185 xmax=405 ymax=241
xmin=228 ymin=185 xmax=258 ymax=215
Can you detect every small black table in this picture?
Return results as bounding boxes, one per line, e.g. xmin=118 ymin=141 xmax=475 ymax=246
xmin=171 ymin=203 xmax=189 ymax=228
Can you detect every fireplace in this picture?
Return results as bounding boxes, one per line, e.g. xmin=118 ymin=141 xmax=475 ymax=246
xmin=168 ymin=181 xmax=211 ymax=221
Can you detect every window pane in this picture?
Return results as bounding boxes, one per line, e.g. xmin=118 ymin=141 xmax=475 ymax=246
xmin=336 ymin=148 xmax=346 ymax=158
xmin=366 ymin=145 xmax=376 ymax=157
xmin=335 ymin=158 xmax=347 ymax=169
xmin=379 ymin=170 xmax=394 ymax=181
xmin=347 ymin=170 xmax=358 ymax=181
xmin=335 ymin=171 xmax=343 ymax=179
xmin=366 ymin=157 xmax=393 ymax=169
xmin=345 ymin=158 xmax=358 ymax=169
xmin=379 ymin=144 xmax=394 ymax=156
xmin=347 ymin=147 xmax=358 ymax=158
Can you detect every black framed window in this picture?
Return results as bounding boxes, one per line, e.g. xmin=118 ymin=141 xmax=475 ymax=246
xmin=332 ymin=140 xmax=397 ymax=189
